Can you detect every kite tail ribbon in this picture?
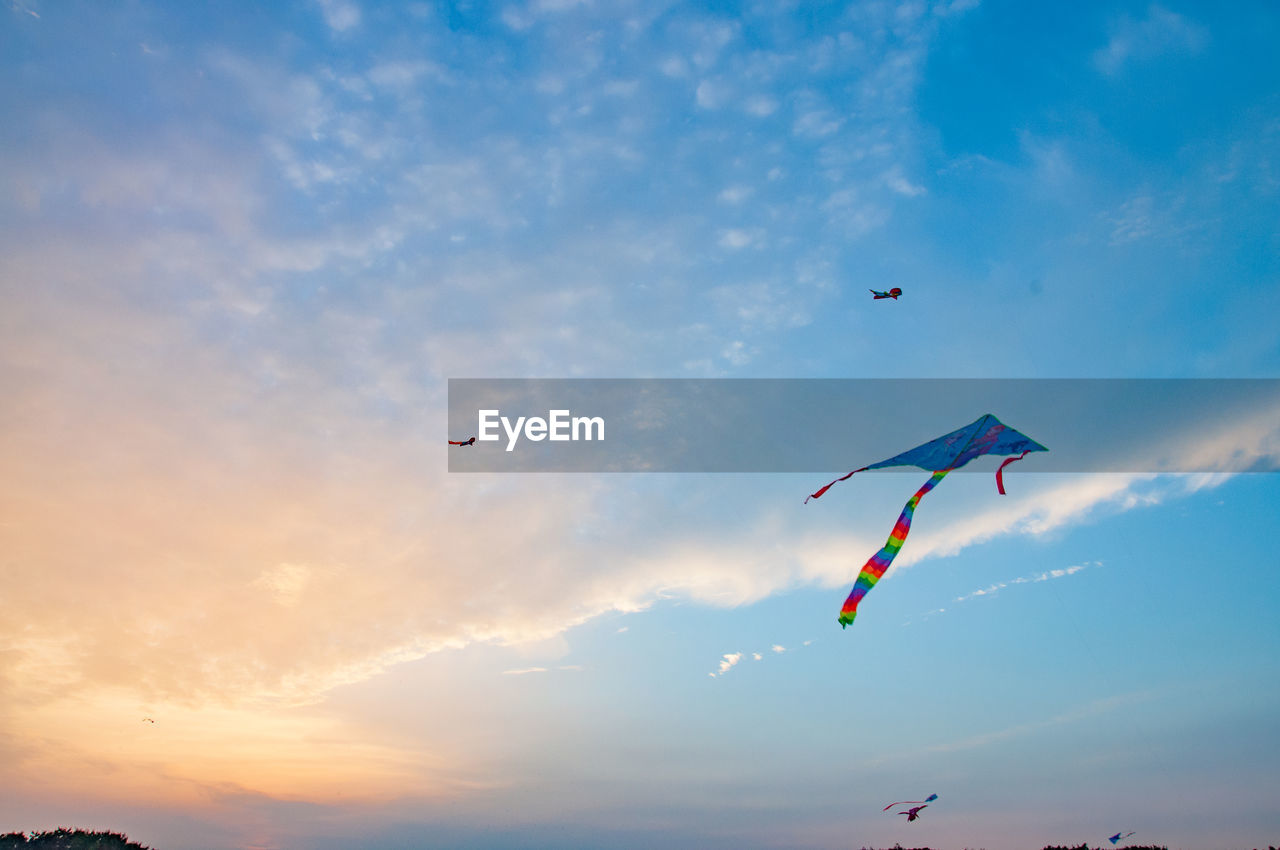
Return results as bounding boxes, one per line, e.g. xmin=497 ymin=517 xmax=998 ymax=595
xmin=995 ymin=450 xmax=1032 ymax=494
xmin=805 ymin=467 xmax=869 ymax=503
xmin=838 ymin=469 xmax=951 ymax=628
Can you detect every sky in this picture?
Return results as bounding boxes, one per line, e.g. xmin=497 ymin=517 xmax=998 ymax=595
xmin=1 ymin=1 xmax=1279 ymax=849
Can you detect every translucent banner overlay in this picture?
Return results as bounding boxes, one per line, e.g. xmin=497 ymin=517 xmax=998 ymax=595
xmin=447 ymin=379 xmax=1280 ymax=474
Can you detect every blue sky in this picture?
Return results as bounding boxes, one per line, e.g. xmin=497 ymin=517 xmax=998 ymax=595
xmin=2 ymin=2 xmax=1278 ymax=849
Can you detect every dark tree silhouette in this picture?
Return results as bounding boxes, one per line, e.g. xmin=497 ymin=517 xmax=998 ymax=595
xmin=0 ymin=830 xmax=154 ymax=850
xmin=1042 ymin=845 xmax=1169 ymax=850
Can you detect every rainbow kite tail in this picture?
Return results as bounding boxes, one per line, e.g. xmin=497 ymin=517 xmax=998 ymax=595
xmin=838 ymin=469 xmax=951 ymax=628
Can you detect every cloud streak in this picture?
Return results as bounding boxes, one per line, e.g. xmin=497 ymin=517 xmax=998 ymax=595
xmin=708 ymin=641 xmax=812 ymax=677
xmin=1094 ymin=5 xmax=1207 ymax=75
xmin=912 ymin=561 xmax=1102 ymax=621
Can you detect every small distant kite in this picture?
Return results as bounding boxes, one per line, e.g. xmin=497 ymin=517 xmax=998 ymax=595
xmin=806 ymin=414 xmax=1047 ymax=627
xmin=870 ymin=287 xmax=902 ymax=300
xmin=1109 ymin=832 xmax=1136 ymax=845
xmin=883 ymin=793 xmax=938 ymax=811
xmin=899 ymin=805 xmax=927 ymax=821
xmin=142 ymin=718 xmax=155 ymax=724
xmin=448 ymin=436 xmax=476 ymax=446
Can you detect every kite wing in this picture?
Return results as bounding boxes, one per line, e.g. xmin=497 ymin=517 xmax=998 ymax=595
xmin=806 ymin=415 xmax=1047 ymax=627
xmin=807 ymin=414 xmax=1046 ymax=502
xmin=448 ymin=437 xmax=476 ymax=446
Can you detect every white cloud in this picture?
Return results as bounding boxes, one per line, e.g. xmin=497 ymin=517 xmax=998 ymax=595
xmin=696 ymin=78 xmax=731 ymax=109
xmin=316 ymin=0 xmax=360 ymax=32
xmin=1107 ymin=193 xmax=1157 ymax=243
xmin=718 ymin=185 xmax=753 ymax=204
xmin=792 ymin=108 xmax=842 ymax=139
xmin=252 ymin=563 xmax=315 ymax=608
xmin=721 ymin=340 xmax=752 ymax=366
xmin=744 ymin=95 xmax=778 ymax=117
xmin=915 ymin=561 xmax=1101 ymax=620
xmin=1094 ymin=5 xmax=1207 ymax=75
xmin=658 ymin=56 xmax=687 ymax=77
xmin=708 ymin=642 xmax=813 ymax=678
xmin=688 ymin=20 xmax=737 ymax=69
xmin=924 ymin=692 xmax=1151 ymax=754
xmin=884 ymin=168 xmax=926 ymax=197
xmin=711 ymin=652 xmax=743 ymax=677
xmin=535 ymin=0 xmax=591 ymax=10
xmin=502 ymin=0 xmax=591 ymax=30
xmin=935 ymin=0 xmax=981 ymax=16
xmin=366 ymin=60 xmax=442 ymax=90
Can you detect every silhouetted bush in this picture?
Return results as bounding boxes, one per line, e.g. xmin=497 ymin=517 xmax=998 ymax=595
xmin=0 ymin=830 xmax=153 ymax=850
xmin=1042 ymin=845 xmax=1168 ymax=850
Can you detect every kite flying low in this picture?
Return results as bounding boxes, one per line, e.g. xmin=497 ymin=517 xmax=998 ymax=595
xmin=899 ymin=805 xmax=927 ymax=822
xmin=870 ymin=287 xmax=902 ymax=300
xmin=883 ymin=793 xmax=938 ymax=812
xmin=1109 ymin=832 xmax=1136 ymax=845
xmin=806 ymin=414 xmax=1047 ymax=628
xmin=448 ymin=436 xmax=476 ymax=446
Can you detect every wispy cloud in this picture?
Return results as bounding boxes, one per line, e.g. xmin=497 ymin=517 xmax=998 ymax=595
xmin=912 ymin=561 xmax=1102 ymax=621
xmin=708 ymin=641 xmax=810 ymax=677
xmin=884 ymin=167 xmax=926 ymax=197
xmin=316 ymin=0 xmax=361 ymax=33
xmin=717 ymin=228 xmax=754 ymax=249
xmin=1094 ymin=5 xmax=1207 ymax=75
xmin=924 ymin=691 xmax=1152 ymax=754
xmin=502 ymin=0 xmax=593 ymax=31
xmin=502 ymin=665 xmax=583 ymax=675
xmin=709 ymin=652 xmax=743 ymax=677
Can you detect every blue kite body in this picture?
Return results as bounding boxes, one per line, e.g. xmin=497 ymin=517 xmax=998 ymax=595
xmin=861 ymin=414 xmax=1047 ymax=473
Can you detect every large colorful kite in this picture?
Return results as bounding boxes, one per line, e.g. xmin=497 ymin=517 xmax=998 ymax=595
xmin=807 ymin=414 xmax=1047 ymax=628
xmin=870 ymin=287 xmax=902 ymax=300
